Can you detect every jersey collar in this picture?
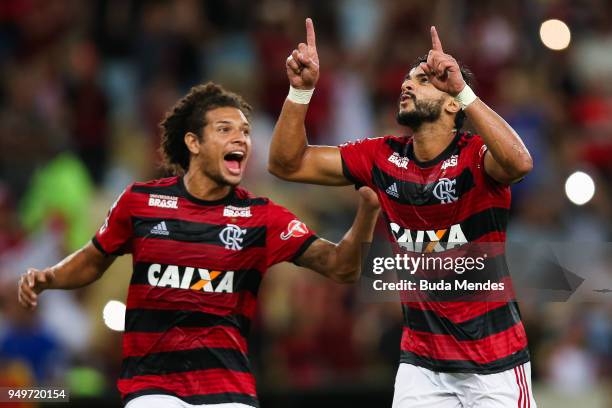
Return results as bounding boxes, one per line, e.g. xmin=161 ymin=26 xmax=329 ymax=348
xmin=408 ymin=131 xmax=462 ymax=168
xmin=178 ymin=176 xmax=236 ymax=206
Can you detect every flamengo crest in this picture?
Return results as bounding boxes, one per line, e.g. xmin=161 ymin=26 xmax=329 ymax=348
xmin=219 ymin=224 xmax=247 ymax=250
xmin=433 ymin=178 xmax=458 ymax=204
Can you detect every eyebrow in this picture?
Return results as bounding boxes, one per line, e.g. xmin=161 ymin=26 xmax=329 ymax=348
xmin=404 ymin=72 xmax=428 ymax=81
xmin=213 ymin=120 xmax=250 ymax=128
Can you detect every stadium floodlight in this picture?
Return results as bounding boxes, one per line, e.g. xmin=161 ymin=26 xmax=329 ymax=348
xmin=565 ymin=171 xmax=595 ymax=205
xmin=103 ymin=300 xmax=126 ymax=331
xmin=540 ymin=19 xmax=571 ymax=50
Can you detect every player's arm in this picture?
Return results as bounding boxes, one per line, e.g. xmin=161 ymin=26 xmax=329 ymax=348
xmin=296 ymin=187 xmax=380 ymax=283
xmin=269 ymin=102 xmax=348 ymax=185
xmin=18 ymin=242 xmax=115 ymax=309
xmin=464 ymin=100 xmax=533 ymax=184
xmin=268 ymin=18 xmax=350 ymax=186
xmin=422 ymin=26 xmax=533 ymax=185
xmin=17 ymin=185 xmax=132 ymax=310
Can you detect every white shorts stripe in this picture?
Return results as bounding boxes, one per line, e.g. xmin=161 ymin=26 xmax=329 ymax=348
xmin=514 ymin=367 xmax=523 ymax=408
xmin=393 ymin=362 xmax=537 ymax=408
xmin=521 ymin=365 xmax=531 ymax=408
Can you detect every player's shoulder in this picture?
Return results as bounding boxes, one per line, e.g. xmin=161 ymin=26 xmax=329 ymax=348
xmin=131 ymin=176 xmax=179 ymax=190
xmin=112 ymin=177 xmax=181 ymax=210
xmin=127 ymin=176 xmax=180 ymax=195
xmin=383 ymin=134 xmax=413 ymax=151
xmin=384 ymin=134 xmax=410 ymax=143
xmin=235 ymin=188 xmax=297 ymax=216
xmin=339 ymin=135 xmax=394 ymax=149
xmin=457 ymin=132 xmax=487 ymax=157
xmin=457 ymin=132 xmax=483 ymax=147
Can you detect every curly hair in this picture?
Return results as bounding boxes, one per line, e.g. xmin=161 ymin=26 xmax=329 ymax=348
xmin=159 ymin=82 xmax=252 ymax=173
xmin=410 ymin=55 xmax=475 ymax=132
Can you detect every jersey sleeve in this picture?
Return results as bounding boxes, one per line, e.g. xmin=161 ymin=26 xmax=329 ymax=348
xmin=472 ymin=135 xmax=489 ymax=170
xmin=92 ymin=186 xmax=133 ymax=256
xmin=266 ymin=201 xmax=318 ymax=268
xmin=467 ymin=135 xmax=508 ymax=191
xmin=338 ymin=137 xmax=383 ymax=187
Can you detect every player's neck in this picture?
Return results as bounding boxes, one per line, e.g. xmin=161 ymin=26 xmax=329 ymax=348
xmin=182 ymin=171 xmax=232 ymax=202
xmin=411 ymin=122 xmax=456 ymax=163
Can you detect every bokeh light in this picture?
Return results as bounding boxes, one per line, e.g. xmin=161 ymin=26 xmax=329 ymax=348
xmin=102 ymin=300 xmax=126 ymax=332
xmin=565 ymin=171 xmax=595 ymax=205
xmin=540 ymin=19 xmax=571 ymax=50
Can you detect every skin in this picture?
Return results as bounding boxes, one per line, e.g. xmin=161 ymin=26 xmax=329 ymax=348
xmin=268 ymin=20 xmax=533 ymax=186
xmin=18 ymin=105 xmax=380 ymax=309
xmin=183 ymin=107 xmax=253 ymax=201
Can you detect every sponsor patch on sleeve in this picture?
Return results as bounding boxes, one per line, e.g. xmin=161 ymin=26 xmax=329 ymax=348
xmin=280 ymin=220 xmax=309 ymax=240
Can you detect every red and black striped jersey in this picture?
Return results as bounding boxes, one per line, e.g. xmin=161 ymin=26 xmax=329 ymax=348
xmin=339 ymin=132 xmax=529 ymax=374
xmin=93 ymin=176 xmax=317 ymax=407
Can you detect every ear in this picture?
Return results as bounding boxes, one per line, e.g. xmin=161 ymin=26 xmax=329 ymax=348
xmin=445 ymin=97 xmax=461 ymax=115
xmin=184 ymin=132 xmax=200 ymax=155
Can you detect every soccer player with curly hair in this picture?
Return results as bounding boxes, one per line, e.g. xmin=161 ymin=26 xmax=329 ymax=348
xmin=18 ymin=82 xmax=380 ymax=408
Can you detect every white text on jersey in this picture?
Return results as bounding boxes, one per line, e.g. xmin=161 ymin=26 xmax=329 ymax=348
xmin=223 ymin=205 xmax=251 ymax=218
xmin=388 ymin=152 xmax=409 ymax=169
xmin=389 ymin=222 xmax=467 ymax=252
xmin=147 ymin=263 xmax=234 ymax=293
xmin=148 ymin=194 xmax=178 ymax=209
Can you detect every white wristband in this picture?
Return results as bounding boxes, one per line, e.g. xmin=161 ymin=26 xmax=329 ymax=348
xmin=454 ymin=84 xmax=477 ymax=110
xmin=287 ymin=86 xmax=314 ymax=104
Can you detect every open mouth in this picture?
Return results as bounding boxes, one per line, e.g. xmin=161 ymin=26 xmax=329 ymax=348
xmin=400 ymin=93 xmax=415 ymax=103
xmin=399 ymin=93 xmax=416 ymax=110
xmin=223 ymin=151 xmax=245 ymax=176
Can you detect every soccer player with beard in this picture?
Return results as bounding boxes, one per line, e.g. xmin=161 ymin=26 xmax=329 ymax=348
xmin=268 ymin=19 xmax=536 ymax=407
xmin=17 ymin=82 xmax=381 ymax=408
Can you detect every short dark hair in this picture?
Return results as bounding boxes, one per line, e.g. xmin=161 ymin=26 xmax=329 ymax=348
xmin=159 ymin=82 xmax=252 ymax=173
xmin=411 ymin=55 xmax=474 ymax=132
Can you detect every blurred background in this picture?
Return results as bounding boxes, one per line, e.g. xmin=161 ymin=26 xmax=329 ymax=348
xmin=0 ymin=0 xmax=610 ymax=407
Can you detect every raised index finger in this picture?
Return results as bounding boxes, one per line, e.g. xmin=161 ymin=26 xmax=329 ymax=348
xmin=306 ymin=18 xmax=316 ymax=48
xmin=431 ymin=26 xmax=443 ymax=52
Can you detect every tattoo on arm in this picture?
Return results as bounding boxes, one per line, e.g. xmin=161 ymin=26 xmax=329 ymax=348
xmin=295 ymin=238 xmax=335 ymax=275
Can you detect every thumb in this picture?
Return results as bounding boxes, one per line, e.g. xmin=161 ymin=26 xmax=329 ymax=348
xmin=34 ymin=270 xmax=55 ymax=293
xmin=358 ymin=186 xmax=380 ymax=209
xmin=40 ymin=269 xmax=56 ymax=284
xmin=26 ymin=268 xmax=39 ymax=287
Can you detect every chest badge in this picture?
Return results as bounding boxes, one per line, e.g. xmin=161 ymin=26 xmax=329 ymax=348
xmin=433 ymin=178 xmax=458 ymax=204
xmin=219 ymin=224 xmax=247 ymax=250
